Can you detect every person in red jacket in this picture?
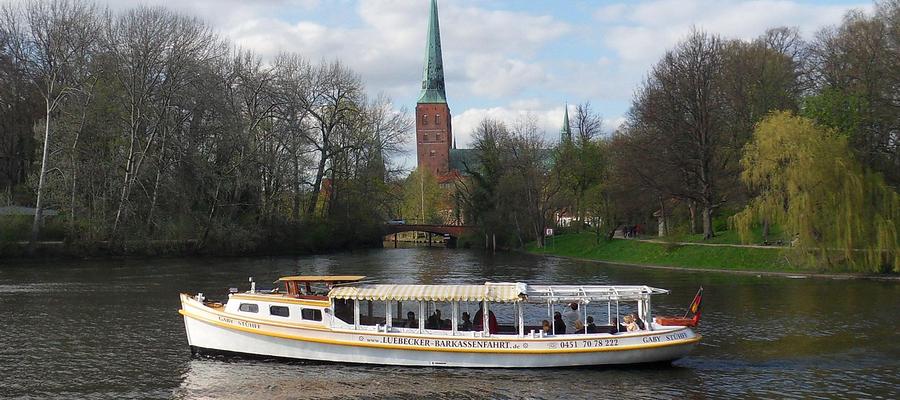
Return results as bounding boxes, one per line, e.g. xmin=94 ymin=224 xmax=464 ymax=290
xmin=472 ymin=304 xmax=499 ymax=334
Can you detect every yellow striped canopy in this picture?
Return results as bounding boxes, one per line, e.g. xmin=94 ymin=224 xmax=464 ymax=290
xmin=328 ymin=283 xmax=526 ymax=303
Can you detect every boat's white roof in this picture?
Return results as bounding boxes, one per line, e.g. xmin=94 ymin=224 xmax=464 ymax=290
xmin=328 ymin=283 xmax=667 ymax=303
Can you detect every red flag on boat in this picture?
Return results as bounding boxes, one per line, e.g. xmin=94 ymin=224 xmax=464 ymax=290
xmin=689 ymin=287 xmax=703 ymax=314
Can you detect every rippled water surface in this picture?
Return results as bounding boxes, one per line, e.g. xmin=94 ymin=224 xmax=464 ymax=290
xmin=1 ymin=248 xmax=898 ymax=399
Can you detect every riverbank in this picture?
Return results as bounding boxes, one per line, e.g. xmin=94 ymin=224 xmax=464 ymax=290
xmin=526 ymin=233 xmax=900 ymax=280
xmin=524 ymin=232 xmax=789 ymax=272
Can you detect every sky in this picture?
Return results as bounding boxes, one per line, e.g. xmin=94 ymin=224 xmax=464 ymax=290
xmin=97 ymin=0 xmax=871 ymax=170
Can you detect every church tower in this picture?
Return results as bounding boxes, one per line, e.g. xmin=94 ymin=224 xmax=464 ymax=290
xmin=416 ymin=0 xmax=452 ymax=177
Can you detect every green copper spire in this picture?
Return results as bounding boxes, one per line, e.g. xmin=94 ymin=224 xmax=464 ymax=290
xmin=418 ymin=0 xmax=447 ymax=104
xmin=561 ymin=103 xmax=572 ymax=141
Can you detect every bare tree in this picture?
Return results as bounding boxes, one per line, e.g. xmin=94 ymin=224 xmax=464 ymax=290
xmin=2 ymin=0 xmax=98 ymax=244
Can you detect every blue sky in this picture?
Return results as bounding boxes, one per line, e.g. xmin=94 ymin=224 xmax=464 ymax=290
xmin=103 ymin=0 xmax=871 ymax=169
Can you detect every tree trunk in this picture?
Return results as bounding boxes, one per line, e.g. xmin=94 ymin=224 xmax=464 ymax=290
xmin=688 ymin=200 xmax=697 ymax=234
xmin=658 ymin=196 xmax=668 ymax=237
xmin=30 ymin=102 xmax=53 ymax=247
xmin=702 ymin=206 xmax=715 ymax=240
xmin=307 ymin=152 xmax=327 ymax=217
xmin=112 ymin=126 xmax=137 ymax=237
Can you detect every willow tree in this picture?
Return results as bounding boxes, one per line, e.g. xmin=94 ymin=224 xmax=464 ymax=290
xmin=734 ymin=111 xmax=899 ymax=272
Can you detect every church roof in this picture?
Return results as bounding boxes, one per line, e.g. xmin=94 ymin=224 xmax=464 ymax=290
xmin=449 ymin=148 xmax=478 ymax=174
xmin=418 ymin=0 xmax=447 ymax=104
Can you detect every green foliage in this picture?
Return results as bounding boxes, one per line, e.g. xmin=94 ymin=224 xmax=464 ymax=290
xmin=527 ymin=233 xmax=791 ymax=272
xmin=401 ymin=168 xmax=445 ymax=224
xmin=734 ymin=111 xmax=899 ymax=272
xmin=801 ymin=88 xmax=866 ymax=140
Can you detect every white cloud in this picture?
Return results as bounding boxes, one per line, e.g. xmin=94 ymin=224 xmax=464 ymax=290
xmin=451 ymin=103 xmax=568 ymax=149
xmin=464 ymin=55 xmax=547 ymax=97
xmin=598 ymin=0 xmax=870 ymax=65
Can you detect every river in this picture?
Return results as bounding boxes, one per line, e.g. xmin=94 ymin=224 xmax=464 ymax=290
xmin=1 ymin=247 xmax=898 ymax=399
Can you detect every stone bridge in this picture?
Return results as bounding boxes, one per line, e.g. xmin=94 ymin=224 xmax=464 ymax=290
xmin=384 ymin=224 xmax=474 ymax=237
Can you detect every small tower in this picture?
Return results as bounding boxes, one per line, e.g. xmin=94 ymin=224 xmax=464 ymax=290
xmin=560 ymin=103 xmax=572 ymax=142
xmin=416 ymin=0 xmax=452 ymax=177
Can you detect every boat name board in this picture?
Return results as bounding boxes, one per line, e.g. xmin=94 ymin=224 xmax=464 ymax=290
xmin=375 ymin=336 xmax=518 ymax=349
xmin=219 ymin=316 xmax=260 ymax=329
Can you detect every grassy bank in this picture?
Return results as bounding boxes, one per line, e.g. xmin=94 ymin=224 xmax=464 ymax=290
xmin=527 ymin=232 xmax=795 ymax=272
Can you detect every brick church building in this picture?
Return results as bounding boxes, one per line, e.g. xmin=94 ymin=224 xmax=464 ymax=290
xmin=415 ymin=0 xmax=474 ymax=185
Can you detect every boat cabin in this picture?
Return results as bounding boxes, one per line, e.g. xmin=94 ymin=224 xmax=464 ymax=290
xmin=277 ymin=275 xmax=366 ymax=300
xmin=224 ymin=277 xmax=670 ymax=338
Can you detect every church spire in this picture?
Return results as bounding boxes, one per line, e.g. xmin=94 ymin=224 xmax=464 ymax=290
xmin=561 ymin=103 xmax=572 ymax=142
xmin=418 ymin=0 xmax=447 ymax=104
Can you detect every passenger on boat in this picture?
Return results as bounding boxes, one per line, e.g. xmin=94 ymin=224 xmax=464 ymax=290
xmin=460 ymin=312 xmax=473 ymax=331
xmin=541 ymin=320 xmax=552 ymax=334
xmin=562 ymin=302 xmax=580 ymax=334
xmin=585 ymin=316 xmax=598 ymax=333
xmin=622 ymin=315 xmax=639 ymax=332
xmin=404 ymin=311 xmax=417 ymax=328
xmin=553 ymin=312 xmax=566 ymax=335
xmin=630 ymin=313 xmax=646 ymax=330
xmin=472 ymin=306 xmax=499 ymax=334
xmin=426 ymin=309 xmax=444 ymax=329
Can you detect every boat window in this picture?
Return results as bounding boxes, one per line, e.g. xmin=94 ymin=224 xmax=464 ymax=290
xmin=491 ymin=303 xmax=516 ymax=334
xmin=359 ymin=300 xmax=387 ymax=326
xmin=239 ymin=303 xmax=259 ymax=313
xmin=301 ymin=308 xmax=322 ymax=321
xmin=333 ymin=299 xmax=354 ymax=324
xmin=393 ymin=301 xmax=421 ymax=330
xmin=458 ymin=301 xmax=479 ymax=332
xmin=269 ymin=305 xmax=290 ymax=317
xmin=424 ymin=301 xmax=451 ymax=331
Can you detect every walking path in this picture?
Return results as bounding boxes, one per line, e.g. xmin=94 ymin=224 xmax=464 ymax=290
xmin=624 ymin=237 xmax=785 ymax=250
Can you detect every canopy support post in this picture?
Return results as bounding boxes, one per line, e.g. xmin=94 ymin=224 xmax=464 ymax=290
xmin=517 ymin=302 xmax=524 ymax=337
xmin=482 ymin=300 xmax=490 ymax=336
xmin=418 ymin=301 xmax=425 ymax=333
xmin=353 ymin=300 xmax=360 ymax=329
xmin=583 ymin=301 xmax=588 ymax=333
xmin=385 ymin=301 xmax=392 ymax=330
xmin=452 ymin=301 xmax=459 ymax=336
xmin=550 ymin=302 xmax=555 ymax=335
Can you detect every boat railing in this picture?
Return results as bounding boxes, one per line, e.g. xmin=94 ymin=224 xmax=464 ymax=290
xmin=524 ymin=285 xmax=667 ymax=303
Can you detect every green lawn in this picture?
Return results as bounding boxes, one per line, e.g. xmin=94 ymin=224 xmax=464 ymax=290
xmin=528 ymin=232 xmax=796 ymax=272
xmin=664 ymin=225 xmax=787 ymax=245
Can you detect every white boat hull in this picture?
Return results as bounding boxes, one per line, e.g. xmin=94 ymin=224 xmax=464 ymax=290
xmin=181 ymin=296 xmax=700 ymax=368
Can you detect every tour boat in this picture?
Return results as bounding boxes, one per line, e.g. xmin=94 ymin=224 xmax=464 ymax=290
xmin=179 ymin=276 xmax=703 ymax=368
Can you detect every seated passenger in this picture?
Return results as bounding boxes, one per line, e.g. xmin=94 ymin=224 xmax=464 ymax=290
xmin=426 ymin=309 xmax=443 ymax=329
xmin=631 ymin=313 xmax=645 ymax=330
xmin=404 ymin=311 xmax=417 ymax=328
xmin=623 ymin=315 xmax=639 ymax=332
xmin=553 ymin=311 xmax=566 ymax=335
xmin=460 ymin=312 xmax=473 ymax=331
xmin=586 ymin=316 xmax=598 ymax=333
xmin=541 ymin=320 xmax=552 ymax=334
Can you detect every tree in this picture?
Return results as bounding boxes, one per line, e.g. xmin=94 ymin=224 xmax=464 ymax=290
xmin=556 ymin=102 xmax=605 ymax=228
xmin=734 ymin=111 xmax=899 ymax=272
xmin=401 ymin=167 xmax=443 ymax=224
xmin=2 ymin=0 xmax=99 ymax=244
xmin=808 ymin=2 xmax=900 ymax=186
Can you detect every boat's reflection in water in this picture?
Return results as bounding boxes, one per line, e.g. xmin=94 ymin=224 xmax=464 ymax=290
xmin=174 ymin=357 xmax=702 ymax=399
